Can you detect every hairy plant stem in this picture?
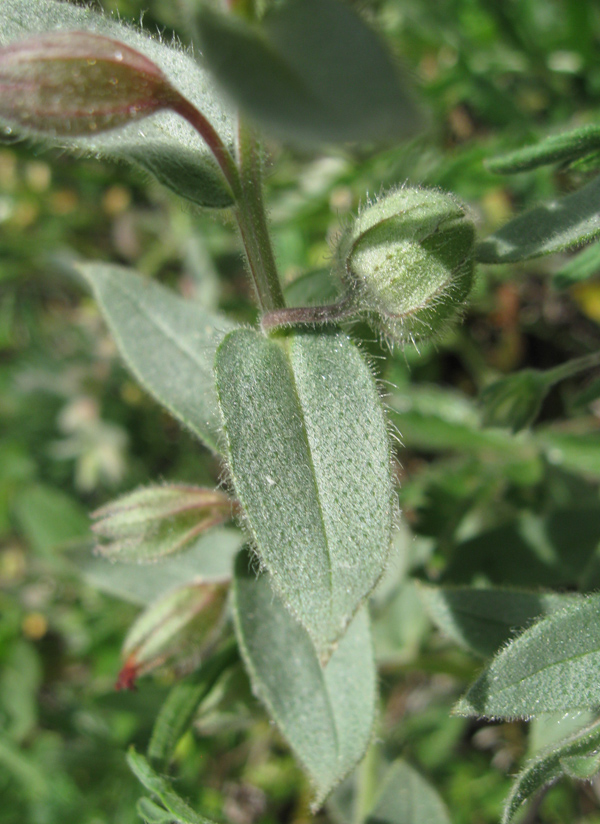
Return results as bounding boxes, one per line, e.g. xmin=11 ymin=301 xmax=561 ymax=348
xmin=235 ymin=119 xmax=285 ymax=312
xmin=544 ymin=349 xmax=600 ymax=386
xmin=173 ymin=95 xmax=283 ymax=312
xmin=261 ymin=295 xmax=357 ymax=332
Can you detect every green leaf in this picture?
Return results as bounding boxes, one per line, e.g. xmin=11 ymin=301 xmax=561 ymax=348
xmin=536 ymin=426 xmax=600 ymax=480
xmin=476 ymin=175 xmax=600 ymax=263
xmin=195 ymin=0 xmax=423 ymax=146
xmin=0 ymin=0 xmax=235 ymax=208
xmin=419 ymin=585 xmax=581 ymax=657
xmin=127 ymin=748 xmax=219 ymax=824
xmin=553 ymin=241 xmax=600 ymax=289
xmin=80 ymin=263 xmax=237 ymax=454
xmin=137 ymin=797 xmax=176 ymax=824
xmin=479 ymin=370 xmax=549 ymax=432
xmin=487 ymin=124 xmax=600 ymax=175
xmin=73 ymin=527 xmax=244 ymax=605
xmin=12 ymin=483 xmax=89 ymax=555
xmin=366 ymin=759 xmax=451 ymax=824
xmin=216 ymin=328 xmax=393 ymax=655
xmin=233 ymin=548 xmax=376 ymax=808
xmin=502 ymin=717 xmax=600 ymax=824
xmin=454 ymin=593 xmax=600 ymax=718
xmin=148 ymin=642 xmax=238 ymax=766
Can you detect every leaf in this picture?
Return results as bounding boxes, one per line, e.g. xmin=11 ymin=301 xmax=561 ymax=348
xmin=127 ymin=748 xmax=219 ymax=824
xmin=366 ymin=759 xmax=451 ymax=824
xmin=233 ymin=548 xmax=376 ymax=808
xmin=553 ymin=241 xmax=600 ymax=289
xmin=502 ymin=717 xmax=600 ymax=824
xmin=12 ymin=483 xmax=89 ymax=555
xmin=148 ymin=641 xmax=238 ymax=766
xmin=487 ymin=124 xmax=600 ymax=174
xmin=216 ymin=328 xmax=393 ymax=656
xmin=0 ymin=0 xmax=235 ymax=208
xmin=536 ymin=426 xmax=600 ymax=480
xmin=73 ymin=526 xmax=244 ymax=606
xmin=476 ymin=175 xmax=600 ymax=263
xmin=454 ymin=593 xmax=600 ymax=718
xmin=419 ymin=584 xmax=581 ymax=657
xmin=80 ymin=263 xmax=237 ymax=454
xmin=195 ymin=0 xmax=423 ymax=146
xmin=137 ymin=797 xmax=176 ymax=824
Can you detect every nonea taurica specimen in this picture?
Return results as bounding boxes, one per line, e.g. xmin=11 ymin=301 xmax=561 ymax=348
xmin=337 ymin=187 xmax=476 ymax=344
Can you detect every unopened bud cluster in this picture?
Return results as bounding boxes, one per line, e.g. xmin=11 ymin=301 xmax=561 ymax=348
xmin=336 ymin=187 xmax=476 ymax=344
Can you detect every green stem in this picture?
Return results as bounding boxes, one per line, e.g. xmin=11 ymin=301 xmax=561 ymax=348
xmin=543 ymin=350 xmax=600 ymax=386
xmin=235 ymin=119 xmax=285 ymax=312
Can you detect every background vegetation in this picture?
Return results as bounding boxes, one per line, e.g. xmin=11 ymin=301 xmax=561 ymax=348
xmin=3 ymin=0 xmax=600 ymax=822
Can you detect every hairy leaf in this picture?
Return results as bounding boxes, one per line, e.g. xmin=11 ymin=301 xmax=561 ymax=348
xmin=487 ymin=124 xmax=600 ymax=174
xmin=455 ymin=593 xmax=600 ymax=718
xmin=0 ymin=0 xmax=235 ymax=207
xmin=233 ymin=548 xmax=376 ymax=808
xmin=553 ymin=241 xmax=600 ymax=289
xmin=476 ymin=175 xmax=600 ymax=263
xmin=502 ymin=717 xmax=600 ymax=824
xmin=366 ymin=759 xmax=451 ymax=824
xmin=127 ymin=748 xmax=218 ymax=824
xmin=80 ymin=263 xmax=236 ymax=454
xmin=419 ymin=584 xmax=581 ymax=657
xmin=148 ymin=641 xmax=238 ymax=765
xmin=216 ymin=328 xmax=393 ymax=655
xmin=196 ymin=0 xmax=423 ymax=146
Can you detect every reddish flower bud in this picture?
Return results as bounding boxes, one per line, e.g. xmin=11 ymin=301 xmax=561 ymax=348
xmin=0 ymin=30 xmax=181 ymax=136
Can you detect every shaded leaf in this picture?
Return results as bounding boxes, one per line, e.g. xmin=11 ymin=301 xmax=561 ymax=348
xmin=80 ymin=263 xmax=237 ymax=454
xmin=536 ymin=425 xmax=600 ymax=480
xmin=137 ymin=797 xmax=176 ymax=824
xmin=216 ymin=328 xmax=393 ymax=656
xmin=73 ymin=526 xmax=244 ymax=605
xmin=196 ymin=0 xmax=423 ymax=146
xmin=366 ymin=759 xmax=451 ymax=824
xmin=148 ymin=641 xmax=238 ymax=766
xmin=502 ymin=717 xmax=600 ymax=824
xmin=487 ymin=124 xmax=600 ymax=174
xmin=0 ymin=0 xmax=235 ymax=207
xmin=454 ymin=593 xmax=600 ymax=718
xmin=127 ymin=748 xmax=218 ymax=824
xmin=476 ymin=175 xmax=600 ymax=263
xmin=233 ymin=548 xmax=376 ymax=808
xmin=553 ymin=241 xmax=600 ymax=289
xmin=419 ymin=584 xmax=581 ymax=657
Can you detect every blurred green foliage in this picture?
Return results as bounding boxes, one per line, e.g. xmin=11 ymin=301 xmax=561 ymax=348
xmin=3 ymin=0 xmax=600 ymax=822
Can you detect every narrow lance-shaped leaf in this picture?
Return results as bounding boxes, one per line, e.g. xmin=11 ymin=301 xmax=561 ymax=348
xmin=0 ymin=0 xmax=236 ymax=208
xmin=148 ymin=641 xmax=238 ymax=766
xmin=216 ymin=328 xmax=393 ymax=657
xmin=79 ymin=263 xmax=237 ymax=454
xmin=195 ymin=0 xmax=423 ymax=146
xmin=366 ymin=760 xmax=451 ymax=824
xmin=553 ymin=240 xmax=600 ymax=289
xmin=127 ymin=748 xmax=219 ymax=824
xmin=419 ymin=584 xmax=581 ymax=658
xmin=502 ymin=717 xmax=600 ymax=824
xmin=476 ymin=174 xmax=600 ymax=264
xmin=454 ymin=593 xmax=600 ymax=718
xmin=233 ymin=548 xmax=377 ymax=809
xmin=487 ymin=124 xmax=600 ymax=175
xmin=92 ymin=484 xmax=234 ymax=562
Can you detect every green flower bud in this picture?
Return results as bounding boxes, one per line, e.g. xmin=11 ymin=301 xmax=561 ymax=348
xmin=480 ymin=370 xmax=549 ymax=432
xmin=337 ymin=187 xmax=475 ymax=343
xmin=92 ymin=484 xmax=233 ymax=562
xmin=117 ymin=580 xmax=229 ymax=689
xmin=0 ymin=31 xmax=180 ymax=137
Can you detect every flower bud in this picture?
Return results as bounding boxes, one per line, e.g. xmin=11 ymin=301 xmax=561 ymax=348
xmin=92 ymin=484 xmax=233 ymax=562
xmin=337 ymin=187 xmax=475 ymax=343
xmin=117 ymin=580 xmax=229 ymax=689
xmin=0 ymin=31 xmax=180 ymax=136
xmin=480 ymin=370 xmax=549 ymax=432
